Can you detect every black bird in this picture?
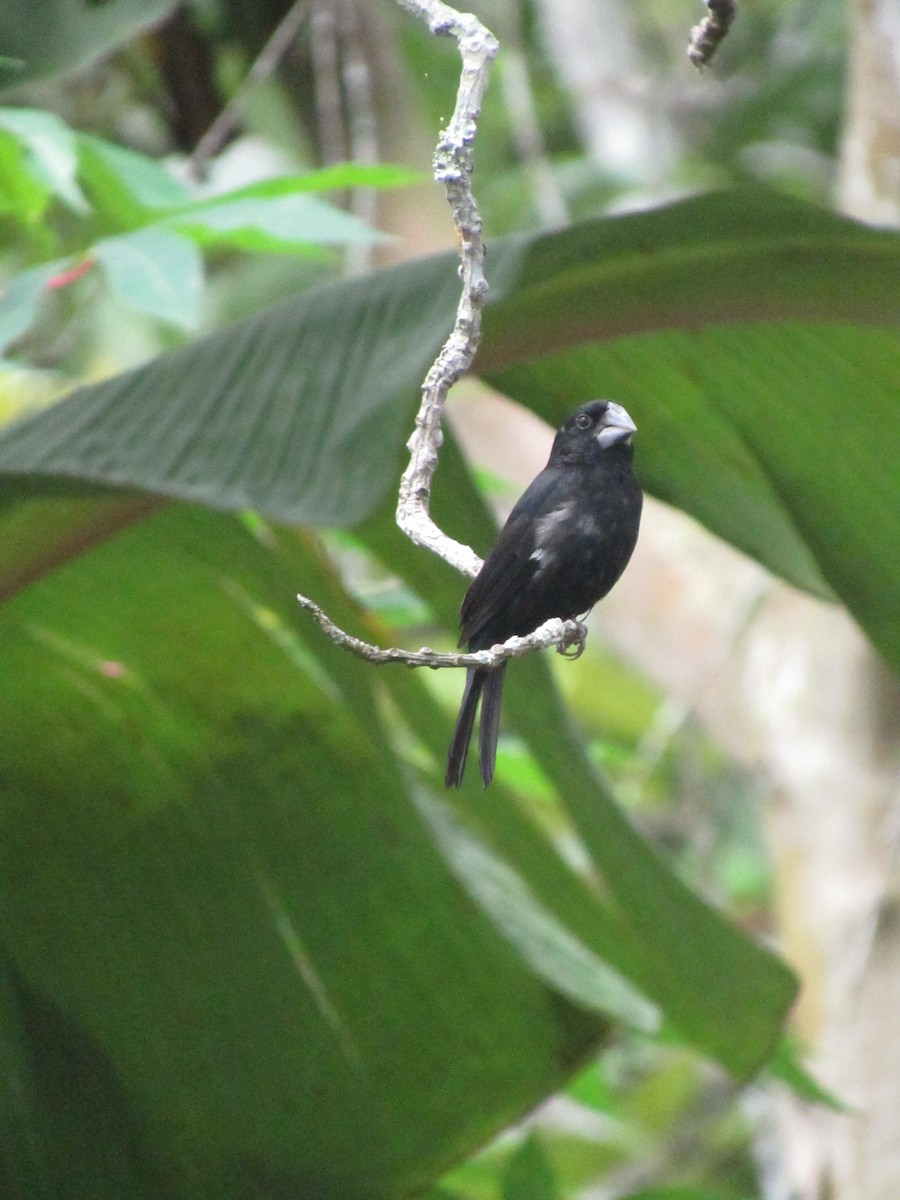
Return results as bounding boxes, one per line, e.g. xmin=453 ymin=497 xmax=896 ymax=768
xmin=445 ymin=399 xmax=643 ymax=787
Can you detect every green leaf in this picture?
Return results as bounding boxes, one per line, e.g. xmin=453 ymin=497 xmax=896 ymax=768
xmin=0 ymin=259 xmax=71 ymax=354
xmin=0 ymin=249 xmax=459 ymax=524
xmin=0 ymin=0 xmax=178 ymax=91
xmin=187 ymin=162 xmax=423 ymax=199
xmin=0 ymin=128 xmax=49 ymax=224
xmin=768 ymin=1038 xmax=852 ymax=1112
xmin=477 ymin=191 xmax=900 ymax=636
xmin=478 ymin=189 xmax=900 ymax=363
xmin=566 ymin=1062 xmax=614 ymax=1114
xmin=502 ymin=1134 xmax=560 ymax=1200
xmin=0 ymin=504 xmax=605 ymax=1199
xmin=77 ymin=133 xmax=189 ymax=228
xmin=93 ymin=228 xmax=203 ymax=329
xmin=0 ymin=191 xmax=896 ymax=671
xmin=485 ymin=323 xmax=900 ymax=667
xmin=415 ymin=790 xmax=660 ymax=1034
xmin=0 ymin=957 xmax=166 ymax=1200
xmin=0 ymin=107 xmax=87 ymax=211
xmin=169 ymin=193 xmax=389 ymax=254
xmin=0 ymin=492 xmax=160 ymax=600
xmin=509 ymin=652 xmax=797 ymax=1074
xmin=164 ymin=165 xmax=417 ymax=254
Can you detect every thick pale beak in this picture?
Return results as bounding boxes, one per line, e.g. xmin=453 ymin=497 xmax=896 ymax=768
xmin=596 ymin=401 xmax=637 ymax=448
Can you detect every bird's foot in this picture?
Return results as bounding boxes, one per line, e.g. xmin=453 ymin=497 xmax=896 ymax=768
xmin=557 ymin=619 xmax=588 ymax=660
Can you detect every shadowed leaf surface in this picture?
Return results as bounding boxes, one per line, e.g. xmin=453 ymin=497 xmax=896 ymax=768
xmin=0 ymin=504 xmax=607 ymax=1199
xmin=0 ymin=191 xmax=897 ymax=666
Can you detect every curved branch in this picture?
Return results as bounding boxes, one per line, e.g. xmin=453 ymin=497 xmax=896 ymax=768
xmin=297 ymin=595 xmax=587 ymax=667
xmin=394 ymin=0 xmax=499 ymax=579
xmin=299 ymin=1 xmax=591 ymax=674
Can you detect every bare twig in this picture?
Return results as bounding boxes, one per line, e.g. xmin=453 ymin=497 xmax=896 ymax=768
xmin=191 ymin=0 xmax=310 ymax=178
xmin=393 ymin=0 xmax=498 ymax=578
xmin=497 ymin=8 xmax=568 ymax=227
xmin=340 ymin=1 xmax=380 ymax=277
xmin=311 ymin=0 xmax=346 ymax=166
xmin=297 ymin=0 xmax=588 ymax=671
xmin=298 ymin=596 xmax=588 ymax=666
xmin=688 ymin=0 xmax=737 ymax=68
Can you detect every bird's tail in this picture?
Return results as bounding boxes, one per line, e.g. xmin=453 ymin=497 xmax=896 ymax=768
xmin=479 ymin=664 xmax=506 ymax=786
xmin=445 ymin=664 xmax=507 ymax=787
xmin=445 ymin=667 xmax=484 ymax=787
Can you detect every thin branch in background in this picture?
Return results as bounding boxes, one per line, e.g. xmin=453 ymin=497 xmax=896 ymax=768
xmin=688 ymin=0 xmax=737 ymax=69
xmin=190 ymin=0 xmax=310 ymax=178
xmin=497 ymin=9 xmax=569 ymax=228
xmin=297 ymin=0 xmax=587 ymax=668
xmin=340 ymin=0 xmax=379 ymax=276
xmin=311 ymin=0 xmax=346 ymax=166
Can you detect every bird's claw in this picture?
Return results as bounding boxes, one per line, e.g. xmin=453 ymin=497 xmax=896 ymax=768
xmin=557 ymin=619 xmax=588 ymax=660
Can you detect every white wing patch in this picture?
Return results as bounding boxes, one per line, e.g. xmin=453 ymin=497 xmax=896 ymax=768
xmin=530 ymin=502 xmax=572 ymax=576
xmin=535 ymin=502 xmax=573 ymax=544
xmin=529 ymin=545 xmax=554 ymax=577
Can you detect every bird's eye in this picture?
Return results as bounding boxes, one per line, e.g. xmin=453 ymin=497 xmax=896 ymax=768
xmin=575 ymin=413 xmax=592 ymax=430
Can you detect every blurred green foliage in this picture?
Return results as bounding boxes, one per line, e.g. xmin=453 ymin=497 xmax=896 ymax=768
xmin=0 ymin=2 xmax=884 ymax=1198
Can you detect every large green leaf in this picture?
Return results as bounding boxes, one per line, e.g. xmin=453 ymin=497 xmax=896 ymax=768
xmin=0 ymin=0 xmax=177 ymax=92
xmin=485 ymin=322 xmax=900 ymax=670
xmin=355 ymin=437 xmax=798 ymax=1078
xmin=0 ymin=504 xmax=610 ymax=1199
xmin=0 ymin=493 xmax=795 ymax=1200
xmin=0 ymin=190 xmax=897 ymax=666
xmin=2 ymin=191 xmax=854 ymax=1193
xmin=0 ymin=253 xmax=458 ymax=524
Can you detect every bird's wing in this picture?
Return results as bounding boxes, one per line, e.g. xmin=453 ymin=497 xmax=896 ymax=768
xmin=459 ymin=511 xmax=537 ymax=645
xmin=460 ymin=468 xmax=568 ymax=646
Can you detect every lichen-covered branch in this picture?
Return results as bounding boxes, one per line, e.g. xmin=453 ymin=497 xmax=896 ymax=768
xmin=688 ymin=0 xmax=737 ymax=68
xmin=297 ymin=0 xmax=586 ymax=671
xmin=393 ymin=0 xmax=498 ymax=579
xmin=298 ymin=596 xmax=587 ymax=666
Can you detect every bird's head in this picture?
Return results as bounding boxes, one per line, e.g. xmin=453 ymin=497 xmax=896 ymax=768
xmin=553 ymin=400 xmax=637 ymax=463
